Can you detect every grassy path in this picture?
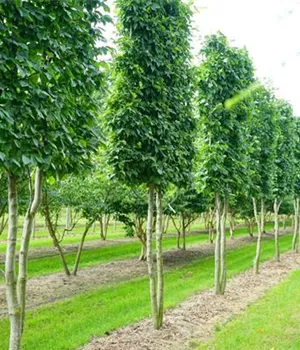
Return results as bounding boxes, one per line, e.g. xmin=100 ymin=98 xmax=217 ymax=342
xmin=0 ymin=233 xmax=293 ymax=350
xmin=200 ymin=268 xmax=300 ymax=349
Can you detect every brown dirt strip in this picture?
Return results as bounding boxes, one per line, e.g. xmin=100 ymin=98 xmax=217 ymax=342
xmin=84 ymin=250 xmax=300 ymax=350
xmin=0 ymin=235 xmax=257 ymax=317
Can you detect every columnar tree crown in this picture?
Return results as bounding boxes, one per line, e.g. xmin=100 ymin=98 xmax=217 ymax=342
xmin=197 ymin=33 xmax=255 ymax=197
xmin=0 ymin=0 xmax=110 ymax=176
xmin=107 ymin=0 xmax=195 ymax=186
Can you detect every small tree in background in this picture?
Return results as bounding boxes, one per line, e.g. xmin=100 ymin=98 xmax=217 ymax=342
xmin=107 ymin=0 xmax=195 ymax=329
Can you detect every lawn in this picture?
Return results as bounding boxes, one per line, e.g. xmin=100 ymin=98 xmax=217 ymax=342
xmin=199 ymin=268 xmax=300 ymax=349
xmin=0 ymin=233 xmax=293 ymax=350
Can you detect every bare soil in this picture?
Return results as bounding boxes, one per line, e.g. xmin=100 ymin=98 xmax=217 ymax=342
xmin=0 ymin=235 xmax=255 ymax=317
xmin=84 ymin=250 xmax=300 ymax=350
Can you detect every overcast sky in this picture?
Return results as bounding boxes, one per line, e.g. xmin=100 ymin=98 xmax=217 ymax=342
xmin=105 ymin=0 xmax=300 ymax=115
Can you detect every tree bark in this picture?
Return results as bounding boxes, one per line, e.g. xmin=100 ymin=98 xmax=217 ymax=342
xmin=220 ymin=197 xmax=228 ymax=294
xmin=146 ymin=184 xmax=157 ymax=328
xmin=43 ymin=191 xmax=71 ymax=276
xmin=18 ymin=168 xmax=43 ymax=333
xmin=99 ymin=214 xmax=110 ymax=241
xmin=155 ymin=188 xmax=164 ymax=329
xmin=73 ymin=219 xmax=95 ymax=275
xmin=273 ymin=198 xmax=281 ymax=262
xmin=181 ymin=214 xmax=186 ymax=251
xmin=66 ymin=206 xmax=72 ymax=230
xmin=253 ymin=197 xmax=264 ymax=274
xmin=229 ymin=212 xmax=234 ymax=239
xmin=5 ymin=172 xmax=21 ymax=350
xmin=214 ymin=193 xmax=221 ymax=295
xmin=292 ymin=198 xmax=299 ymax=251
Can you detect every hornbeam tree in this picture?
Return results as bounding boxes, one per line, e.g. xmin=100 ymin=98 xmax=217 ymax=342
xmin=247 ymin=83 xmax=277 ymax=274
xmin=197 ymin=33 xmax=255 ymax=295
xmin=272 ymin=99 xmax=295 ymax=262
xmin=0 ymin=1 xmax=109 ymax=348
xmin=292 ymin=117 xmax=300 ymax=251
xmin=107 ymin=0 xmax=195 ymax=329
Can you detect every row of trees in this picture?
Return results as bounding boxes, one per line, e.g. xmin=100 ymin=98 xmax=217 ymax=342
xmin=2 ymin=0 xmax=299 ymax=348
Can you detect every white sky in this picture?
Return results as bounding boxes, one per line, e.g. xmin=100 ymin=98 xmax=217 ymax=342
xmin=105 ymin=0 xmax=300 ymax=115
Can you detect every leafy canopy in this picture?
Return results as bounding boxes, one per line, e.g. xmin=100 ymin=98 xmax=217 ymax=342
xmin=107 ymin=0 xmax=195 ymax=187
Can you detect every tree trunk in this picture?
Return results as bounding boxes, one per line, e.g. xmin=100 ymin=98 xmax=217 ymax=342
xmin=292 ymin=198 xmax=299 ymax=251
xmin=181 ymin=214 xmax=186 ymax=251
xmin=220 ymin=198 xmax=228 ymax=294
xmin=5 ymin=172 xmax=21 ymax=350
xmin=273 ymin=198 xmax=281 ymax=262
xmin=99 ymin=214 xmax=110 ymax=240
xmin=253 ymin=197 xmax=264 ymax=274
xmin=170 ymin=216 xmax=181 ymax=249
xmin=139 ymin=241 xmax=146 ymax=261
xmin=214 ymin=193 xmax=221 ymax=295
xmin=66 ymin=206 xmax=72 ymax=230
xmin=229 ymin=212 xmax=234 ymax=239
xmin=146 ymin=184 xmax=157 ymax=328
xmin=44 ymin=193 xmax=71 ymax=276
xmin=163 ymin=215 xmax=170 ymax=234
xmin=73 ymin=219 xmax=95 ymax=275
xmin=18 ymin=169 xmax=43 ymax=333
xmin=155 ymin=188 xmax=164 ymax=329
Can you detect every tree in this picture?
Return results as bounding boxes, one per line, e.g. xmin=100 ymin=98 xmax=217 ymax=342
xmin=272 ymin=99 xmax=295 ymax=262
xmin=247 ymin=84 xmax=277 ymax=274
xmin=197 ymin=33 xmax=255 ymax=295
xmin=292 ymin=118 xmax=300 ymax=251
xmin=0 ymin=1 xmax=109 ymax=348
xmin=166 ymin=182 xmax=207 ymax=250
xmin=107 ymin=0 xmax=195 ymax=329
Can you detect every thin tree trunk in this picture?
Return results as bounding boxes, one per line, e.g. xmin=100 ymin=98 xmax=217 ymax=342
xmin=214 ymin=193 xmax=221 ymax=295
xmin=139 ymin=241 xmax=146 ymax=261
xmin=163 ymin=215 xmax=170 ymax=234
xmin=170 ymin=216 xmax=181 ymax=249
xmin=292 ymin=198 xmax=299 ymax=251
xmin=220 ymin=197 xmax=228 ymax=294
xmin=182 ymin=214 xmax=186 ymax=251
xmin=73 ymin=219 xmax=95 ymax=275
xmin=146 ymin=184 xmax=157 ymax=328
xmin=229 ymin=212 xmax=234 ymax=239
xmin=43 ymin=193 xmax=71 ymax=276
xmin=18 ymin=169 xmax=43 ymax=333
xmin=253 ymin=197 xmax=264 ymax=274
xmin=5 ymin=172 xmax=21 ymax=350
xmin=104 ymin=214 xmax=110 ymax=240
xmin=274 ymin=198 xmax=281 ymax=262
xmin=66 ymin=206 xmax=71 ymax=230
xmin=155 ymin=188 xmax=164 ymax=329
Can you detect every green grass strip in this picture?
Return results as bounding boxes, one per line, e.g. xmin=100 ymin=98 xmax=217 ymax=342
xmin=199 ymin=268 xmax=300 ymax=350
xmin=0 ymin=233 xmax=293 ymax=350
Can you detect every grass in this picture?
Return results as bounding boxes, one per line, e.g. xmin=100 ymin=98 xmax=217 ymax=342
xmin=0 ymin=220 xmax=208 ymax=253
xmin=0 ymin=233 xmax=293 ymax=350
xmin=199 ymin=268 xmax=300 ymax=350
xmin=0 ymin=224 xmax=264 ymax=282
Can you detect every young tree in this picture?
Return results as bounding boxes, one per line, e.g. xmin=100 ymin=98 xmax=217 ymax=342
xmin=247 ymin=84 xmax=277 ymax=274
xmin=197 ymin=33 xmax=255 ymax=295
xmin=292 ymin=118 xmax=300 ymax=251
xmin=0 ymin=1 xmax=109 ymax=348
xmin=107 ymin=0 xmax=195 ymax=329
xmin=272 ymin=99 xmax=295 ymax=262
